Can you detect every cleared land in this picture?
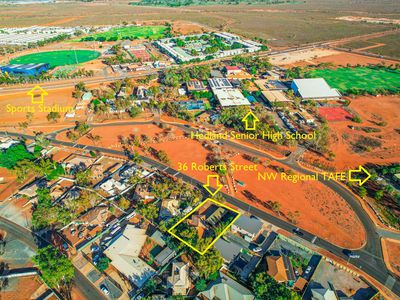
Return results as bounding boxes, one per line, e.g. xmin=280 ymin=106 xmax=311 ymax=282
xmin=341 ymin=33 xmax=400 ymax=59
xmin=306 ymin=67 xmax=400 ymax=93
xmin=10 ymin=50 xmax=101 ymax=68
xmin=79 ymin=25 xmax=167 ymax=41
xmin=298 ymin=51 xmax=399 ymax=67
xmin=382 ymin=238 xmax=400 ymax=277
xmin=304 ymin=95 xmax=400 ymax=170
xmin=0 ymin=2 xmax=396 ymax=47
xmin=58 ymin=123 xmax=367 ymax=249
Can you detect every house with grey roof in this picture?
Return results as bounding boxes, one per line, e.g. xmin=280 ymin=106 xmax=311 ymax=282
xmin=149 ymin=230 xmax=166 ymax=247
xmin=231 ymin=215 xmax=263 ymax=241
xmin=214 ymin=238 xmax=243 ymax=264
xmin=196 ymin=272 xmax=254 ymax=300
xmin=154 ymin=247 xmax=176 ymax=267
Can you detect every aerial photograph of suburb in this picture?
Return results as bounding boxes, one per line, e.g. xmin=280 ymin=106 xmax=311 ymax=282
xmin=0 ymin=0 xmax=399 ymax=299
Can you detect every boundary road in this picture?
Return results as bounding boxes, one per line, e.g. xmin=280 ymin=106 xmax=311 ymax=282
xmin=0 ymin=216 xmax=107 ymax=300
xmin=1 ymin=129 xmax=399 ymax=297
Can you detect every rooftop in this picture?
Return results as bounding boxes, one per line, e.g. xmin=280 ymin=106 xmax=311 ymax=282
xmin=197 ymin=272 xmax=254 ymax=300
xmin=267 ymin=256 xmax=288 ymax=282
xmin=104 ymin=225 xmax=155 ymax=288
xmin=214 ymin=238 xmax=242 ymax=263
xmin=233 ymin=215 xmax=263 ymax=235
xmin=213 ymin=88 xmax=250 ymax=107
xmin=292 ymin=78 xmax=341 ymax=100
xmin=208 ymin=77 xmax=233 ymax=90
xmin=261 ymin=90 xmax=292 ymax=103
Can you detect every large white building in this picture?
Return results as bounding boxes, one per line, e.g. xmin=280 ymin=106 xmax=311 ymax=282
xmin=104 ymin=225 xmax=155 ymax=288
xmin=213 ymin=89 xmax=250 ymax=107
xmin=155 ymin=32 xmax=262 ymax=63
xmin=291 ymin=78 xmax=341 ymax=101
xmin=0 ymin=26 xmax=83 ymax=45
xmin=208 ymin=78 xmax=250 ymax=107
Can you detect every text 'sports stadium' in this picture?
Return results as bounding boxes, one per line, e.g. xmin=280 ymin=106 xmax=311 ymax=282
xmin=0 ymin=63 xmax=50 ymax=76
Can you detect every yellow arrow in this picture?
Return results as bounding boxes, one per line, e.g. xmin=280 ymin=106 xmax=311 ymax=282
xmin=241 ymin=111 xmax=260 ymax=131
xmin=348 ymin=166 xmax=371 ymax=186
xmin=27 ymin=85 xmax=48 ymax=104
xmin=203 ymin=174 xmax=223 ymax=196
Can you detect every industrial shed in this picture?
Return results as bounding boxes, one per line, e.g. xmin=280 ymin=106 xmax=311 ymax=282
xmin=291 ymin=78 xmax=341 ymax=101
xmin=1 ymin=63 xmax=50 ymax=76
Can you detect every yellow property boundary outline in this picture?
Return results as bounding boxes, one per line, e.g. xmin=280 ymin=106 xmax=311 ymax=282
xmin=167 ymin=198 xmax=241 ymax=255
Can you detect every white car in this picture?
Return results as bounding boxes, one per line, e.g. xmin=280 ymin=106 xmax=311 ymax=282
xmin=252 ymin=247 xmax=263 ymax=253
xmin=100 ymin=284 xmax=110 ymax=296
xmin=305 ymin=266 xmax=312 ymax=274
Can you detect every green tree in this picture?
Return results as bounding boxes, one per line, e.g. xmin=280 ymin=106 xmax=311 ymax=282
xmin=137 ymin=202 xmax=159 ymax=221
xmin=358 ymin=186 xmax=367 ymax=198
xmin=75 ymin=169 xmax=92 ymax=187
xmin=0 ymin=143 xmax=34 ymax=169
xmin=195 ymin=278 xmax=207 ymax=292
xmin=96 ymin=256 xmax=110 ymax=272
xmin=193 ymin=248 xmax=223 ymax=279
xmin=375 ymin=190 xmax=384 ymax=201
xmin=13 ymin=159 xmax=36 ymax=182
xmin=32 ymin=246 xmax=74 ymax=289
xmin=47 ymin=111 xmax=61 ymax=123
xmin=74 ymin=122 xmax=90 ymax=136
xmin=270 ymin=201 xmax=281 ymax=215
xmin=251 ymin=272 xmax=300 ymax=300
xmin=34 ymin=132 xmax=51 ymax=149
xmin=118 ymin=197 xmax=131 ymax=210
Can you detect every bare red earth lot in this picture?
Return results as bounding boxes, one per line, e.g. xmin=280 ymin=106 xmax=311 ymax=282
xmin=67 ymin=124 xmax=366 ymax=249
xmin=306 ymin=95 xmax=400 ymax=170
xmin=382 ymin=238 xmax=400 ymax=278
xmin=319 ymin=106 xmax=353 ymax=122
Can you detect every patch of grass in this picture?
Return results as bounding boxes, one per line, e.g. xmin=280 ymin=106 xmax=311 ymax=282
xmin=341 ymin=40 xmax=376 ymax=50
xmin=80 ymin=25 xmax=167 ymax=42
xmin=364 ymin=33 xmax=400 ymax=59
xmin=351 ymin=135 xmax=382 ymax=153
xmin=10 ymin=50 xmax=100 ymax=68
xmin=306 ymin=67 xmax=400 ymax=94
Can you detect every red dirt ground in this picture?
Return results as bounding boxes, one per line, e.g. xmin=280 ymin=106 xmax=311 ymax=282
xmin=1 ymin=276 xmax=43 ymax=300
xmin=382 ymin=238 xmax=400 ymax=277
xmin=0 ymin=87 xmax=78 ymax=127
xmin=230 ymin=155 xmax=365 ymax=249
xmin=296 ymin=52 xmax=398 ymax=67
xmin=0 ymin=168 xmax=19 ymax=201
xmin=305 ymin=95 xmax=400 ymax=170
xmin=67 ymin=123 xmax=366 ymax=248
xmin=319 ymin=107 xmax=353 ymax=122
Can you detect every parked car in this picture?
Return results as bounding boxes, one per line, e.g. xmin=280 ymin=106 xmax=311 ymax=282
xmin=293 ymin=227 xmax=303 ymax=236
xmin=305 ymin=266 xmax=312 ymax=275
xmin=251 ymin=246 xmax=263 ymax=253
xmin=100 ymin=284 xmax=110 ymax=296
xmin=347 ymin=252 xmax=360 ymax=259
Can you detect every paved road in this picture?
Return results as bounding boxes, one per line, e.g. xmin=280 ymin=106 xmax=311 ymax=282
xmin=0 ymin=216 xmax=106 ymax=300
xmin=377 ymin=228 xmax=400 ymax=240
xmin=1 ymin=130 xmax=399 ymax=296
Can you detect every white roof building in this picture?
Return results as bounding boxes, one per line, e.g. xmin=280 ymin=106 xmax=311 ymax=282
xmin=167 ymin=262 xmax=190 ymax=295
xmin=311 ymin=288 xmax=338 ymax=300
xmin=291 ymin=78 xmax=341 ymax=101
xmin=197 ymin=272 xmax=254 ymax=300
xmin=99 ymin=178 xmax=127 ymax=196
xmin=208 ymin=78 xmax=233 ymax=90
xmin=0 ymin=138 xmax=19 ymax=150
xmin=213 ymin=89 xmax=251 ymax=107
xmin=104 ymin=225 xmax=155 ymax=288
